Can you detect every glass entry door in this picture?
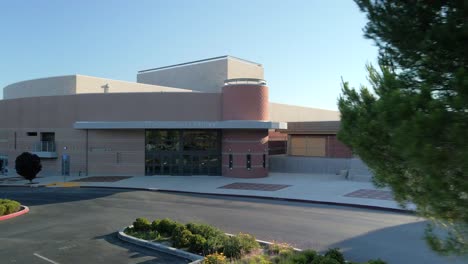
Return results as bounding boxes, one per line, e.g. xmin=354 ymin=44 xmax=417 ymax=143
xmin=145 ymin=130 xmax=221 ymax=176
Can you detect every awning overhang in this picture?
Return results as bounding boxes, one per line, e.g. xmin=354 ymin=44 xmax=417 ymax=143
xmin=74 ymin=120 xmax=287 ymax=130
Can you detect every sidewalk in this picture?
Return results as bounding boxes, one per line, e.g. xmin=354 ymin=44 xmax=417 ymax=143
xmin=0 ymin=172 xmax=415 ymax=212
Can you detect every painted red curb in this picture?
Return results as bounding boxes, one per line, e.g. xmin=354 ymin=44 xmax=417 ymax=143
xmin=0 ymin=206 xmax=29 ymax=221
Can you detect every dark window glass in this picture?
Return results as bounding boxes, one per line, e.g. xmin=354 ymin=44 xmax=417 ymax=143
xmin=229 ymin=154 xmax=233 ymax=169
xmin=27 ymin=132 xmax=37 ymax=136
xmin=263 ymin=154 xmax=266 ymax=168
xmin=246 ymin=154 xmax=251 ymax=170
xmin=183 ymin=130 xmax=218 ymax=151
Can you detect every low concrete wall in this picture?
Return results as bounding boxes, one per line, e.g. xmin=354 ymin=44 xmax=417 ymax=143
xmin=269 ymin=155 xmax=373 ymax=181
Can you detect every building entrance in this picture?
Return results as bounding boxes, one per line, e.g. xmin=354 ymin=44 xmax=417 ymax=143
xmin=145 ymin=130 xmax=221 ymax=176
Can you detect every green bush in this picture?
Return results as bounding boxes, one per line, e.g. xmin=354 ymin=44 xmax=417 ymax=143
xmin=205 ymin=234 xmax=229 ymax=255
xmin=158 ymin=218 xmax=178 ymax=236
xmin=324 ymin=248 xmax=345 ymax=264
xmin=366 ymin=260 xmax=387 ymax=264
xmin=133 ymin=217 xmax=151 ymax=232
xmin=302 ymin=249 xmax=318 ymax=263
xmin=186 ymin=222 xmax=224 ymax=240
xmin=151 ymin=219 xmax=160 ymax=231
xmin=311 ymin=256 xmax=340 ymax=264
xmin=172 ymin=225 xmax=193 ymax=248
xmin=0 ymin=205 xmax=6 ymax=216
xmin=188 ymin=234 xmax=206 ymax=254
xmin=223 ymin=236 xmax=242 ymax=259
xmin=0 ymin=199 xmax=21 ymax=215
xmin=237 ymin=233 xmax=260 ymax=253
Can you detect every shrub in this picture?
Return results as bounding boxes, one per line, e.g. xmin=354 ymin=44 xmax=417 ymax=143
xmin=324 ymin=248 xmax=345 ymax=264
xmin=186 ymin=222 xmax=224 ymax=240
xmin=245 ymin=255 xmax=272 ymax=264
xmin=158 ymin=218 xmax=178 ymax=236
xmin=205 ymin=234 xmax=229 ymax=255
xmin=151 ymin=219 xmax=160 ymax=231
xmin=0 ymin=200 xmax=21 ymax=215
xmin=223 ymin=236 xmax=242 ymax=259
xmin=268 ymin=242 xmax=293 ymax=255
xmin=204 ymin=252 xmax=227 ymax=264
xmin=15 ymin=152 xmax=42 ymax=183
xmin=0 ymin=205 xmax=6 ymax=216
xmin=133 ymin=217 xmax=151 ymax=232
xmin=237 ymin=233 xmax=260 ymax=254
xmin=188 ymin=234 xmax=206 ymax=254
xmin=172 ymin=225 xmax=193 ymax=248
xmin=302 ymin=249 xmax=318 ymax=263
xmin=311 ymin=256 xmax=340 ymax=264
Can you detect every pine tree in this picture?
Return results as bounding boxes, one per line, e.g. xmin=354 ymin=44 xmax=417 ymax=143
xmin=338 ymin=0 xmax=468 ymax=255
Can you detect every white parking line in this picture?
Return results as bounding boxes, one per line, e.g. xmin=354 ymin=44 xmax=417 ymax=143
xmin=33 ymin=253 xmax=60 ymax=264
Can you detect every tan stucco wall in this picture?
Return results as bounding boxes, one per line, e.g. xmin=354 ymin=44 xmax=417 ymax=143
xmin=3 ymin=76 xmax=77 ymax=100
xmin=3 ymin=75 xmax=192 ymax=100
xmin=227 ymin=59 xmax=264 ymax=80
xmin=76 ymin=75 xmax=192 ymax=94
xmin=137 ymin=57 xmax=264 ymax=93
xmin=269 ymin=102 xmax=340 ymax=122
xmin=137 ymin=58 xmax=228 ymax=93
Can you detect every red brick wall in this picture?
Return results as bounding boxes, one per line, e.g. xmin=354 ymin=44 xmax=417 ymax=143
xmin=327 ymin=135 xmax=353 ymax=158
xmin=222 ymin=130 xmax=269 ymax=178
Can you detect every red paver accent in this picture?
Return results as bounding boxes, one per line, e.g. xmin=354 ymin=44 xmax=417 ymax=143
xmin=344 ymin=189 xmax=394 ymax=201
xmin=0 ymin=206 xmax=29 ymax=221
xmin=218 ymin=182 xmax=290 ymax=191
xmin=72 ymin=176 xmax=132 ymax=182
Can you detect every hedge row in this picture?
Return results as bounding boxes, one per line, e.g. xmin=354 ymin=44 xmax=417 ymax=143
xmin=0 ymin=199 xmax=21 ymax=216
xmin=127 ymin=217 xmax=387 ymax=264
xmin=129 ymin=217 xmax=260 ymax=258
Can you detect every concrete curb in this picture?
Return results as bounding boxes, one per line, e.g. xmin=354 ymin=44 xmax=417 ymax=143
xmin=0 ymin=205 xmax=29 ymax=221
xmin=155 ymin=189 xmax=415 ymax=214
xmin=117 ymin=226 xmax=204 ymax=263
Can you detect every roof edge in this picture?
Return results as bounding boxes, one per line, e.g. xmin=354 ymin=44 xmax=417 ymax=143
xmin=138 ymin=55 xmax=262 ymax=74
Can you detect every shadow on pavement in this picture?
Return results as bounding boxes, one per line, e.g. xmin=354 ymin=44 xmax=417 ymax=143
xmin=94 ymin=232 xmax=190 ymax=264
xmin=0 ymin=187 xmax=131 ymax=207
xmin=329 ymin=221 xmax=467 ymax=264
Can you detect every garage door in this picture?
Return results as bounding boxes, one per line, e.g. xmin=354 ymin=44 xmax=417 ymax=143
xmin=290 ymin=136 xmax=326 ymax=157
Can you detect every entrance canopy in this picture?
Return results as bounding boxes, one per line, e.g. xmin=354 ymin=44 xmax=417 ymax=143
xmin=74 ymin=120 xmax=287 ymax=130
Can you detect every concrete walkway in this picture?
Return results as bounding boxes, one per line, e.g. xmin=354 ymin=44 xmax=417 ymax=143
xmin=0 ymin=172 xmax=416 ymax=212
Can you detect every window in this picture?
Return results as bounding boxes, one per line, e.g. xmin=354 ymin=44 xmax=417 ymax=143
xmin=263 ymin=154 xmax=266 ymax=168
xmin=246 ymin=154 xmax=251 ymax=170
xmin=27 ymin=132 xmax=37 ymax=136
xmin=229 ymin=154 xmax=233 ymax=169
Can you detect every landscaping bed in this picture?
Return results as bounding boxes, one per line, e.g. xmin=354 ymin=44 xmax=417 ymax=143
xmin=0 ymin=199 xmax=21 ymax=216
xmin=123 ymin=217 xmax=387 ymax=264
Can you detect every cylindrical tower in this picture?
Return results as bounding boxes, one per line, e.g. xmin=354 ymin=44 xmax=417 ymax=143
xmin=221 ymin=78 xmax=270 ymax=178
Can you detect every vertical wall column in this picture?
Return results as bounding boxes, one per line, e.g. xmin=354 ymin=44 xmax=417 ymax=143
xmin=221 ymin=79 xmax=270 ymax=178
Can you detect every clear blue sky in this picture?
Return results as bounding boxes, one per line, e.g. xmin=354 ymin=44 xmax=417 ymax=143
xmin=0 ymin=0 xmax=377 ymax=110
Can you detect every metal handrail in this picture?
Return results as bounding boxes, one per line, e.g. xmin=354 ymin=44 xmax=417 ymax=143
xmin=33 ymin=141 xmax=56 ymax=152
xmin=224 ymin=78 xmax=267 ymax=86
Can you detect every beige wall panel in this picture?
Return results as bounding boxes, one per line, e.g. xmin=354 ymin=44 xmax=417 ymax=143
xmin=137 ymin=58 xmax=228 ymax=93
xmin=3 ymin=75 xmax=77 ymax=99
xmin=270 ymin=102 xmax=340 ymax=122
xmin=76 ymin=75 xmax=192 ymax=94
xmin=227 ymin=59 xmax=264 ymax=80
